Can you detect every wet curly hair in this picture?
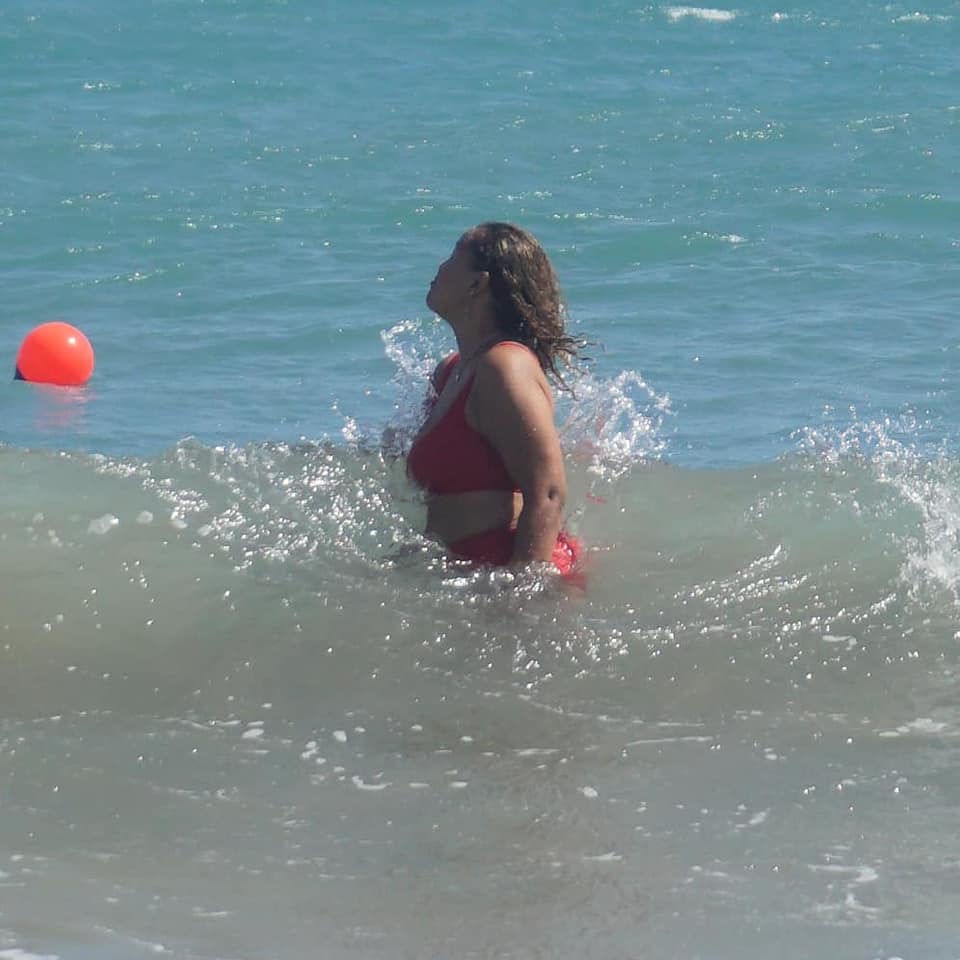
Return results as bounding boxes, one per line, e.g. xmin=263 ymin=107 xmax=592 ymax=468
xmin=466 ymin=222 xmax=585 ymax=389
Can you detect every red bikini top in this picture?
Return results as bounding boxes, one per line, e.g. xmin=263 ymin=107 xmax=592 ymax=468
xmin=407 ymin=343 xmax=526 ymax=495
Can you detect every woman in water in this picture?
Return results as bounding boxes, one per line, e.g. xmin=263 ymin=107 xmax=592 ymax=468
xmin=407 ymin=222 xmax=583 ymax=573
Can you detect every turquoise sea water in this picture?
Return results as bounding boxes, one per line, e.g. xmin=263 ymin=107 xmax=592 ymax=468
xmin=3 ymin=0 xmax=957 ymax=464
xmin=2 ymin=2 xmax=960 ymax=958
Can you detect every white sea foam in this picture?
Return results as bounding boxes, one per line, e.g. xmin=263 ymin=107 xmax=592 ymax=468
xmin=87 ymin=513 xmax=119 ymax=535
xmin=352 ymin=775 xmax=391 ymax=791
xmin=0 ymin=952 xmax=60 ymax=960
xmin=877 ymin=717 xmax=951 ymax=738
xmin=893 ymin=12 xmax=951 ymax=22
xmin=665 ymin=6 xmax=736 ymax=22
xmin=809 ymin=863 xmax=878 ymax=885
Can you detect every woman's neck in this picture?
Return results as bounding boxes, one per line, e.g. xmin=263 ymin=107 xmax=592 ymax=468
xmin=455 ymin=329 xmax=503 ymax=365
xmin=454 ymin=303 xmax=503 ymax=354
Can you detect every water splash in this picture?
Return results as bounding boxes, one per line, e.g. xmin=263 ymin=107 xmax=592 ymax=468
xmin=560 ymin=369 xmax=671 ymax=482
xmin=795 ymin=411 xmax=960 ymax=603
xmin=92 ymin=439 xmax=426 ymax=575
xmin=379 ymin=317 xmax=447 ymax=456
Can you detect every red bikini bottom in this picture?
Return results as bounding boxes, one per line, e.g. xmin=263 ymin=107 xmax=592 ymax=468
xmin=448 ymin=526 xmax=582 ymax=576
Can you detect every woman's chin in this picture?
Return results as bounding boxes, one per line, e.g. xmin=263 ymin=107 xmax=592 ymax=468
xmin=426 ymin=291 xmax=444 ymax=317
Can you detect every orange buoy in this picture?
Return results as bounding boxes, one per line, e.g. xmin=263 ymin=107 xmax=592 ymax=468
xmin=15 ymin=322 xmax=95 ymax=386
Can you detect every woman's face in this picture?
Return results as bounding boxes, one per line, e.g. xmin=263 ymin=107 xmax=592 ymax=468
xmin=426 ymin=232 xmax=481 ymax=321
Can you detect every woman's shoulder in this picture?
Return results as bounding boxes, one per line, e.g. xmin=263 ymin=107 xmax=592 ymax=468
xmin=478 ymin=340 xmax=542 ymax=378
xmin=473 ymin=340 xmax=550 ymax=404
xmin=483 ymin=339 xmax=538 ymax=366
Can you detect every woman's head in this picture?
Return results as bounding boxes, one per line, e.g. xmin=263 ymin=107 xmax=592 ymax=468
xmin=463 ymin=222 xmax=582 ymax=386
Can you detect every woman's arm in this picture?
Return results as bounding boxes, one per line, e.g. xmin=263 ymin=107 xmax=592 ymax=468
xmin=468 ymin=348 xmax=566 ymax=564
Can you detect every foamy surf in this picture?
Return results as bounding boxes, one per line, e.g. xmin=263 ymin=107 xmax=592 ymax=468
xmin=4 ymin=421 xmax=960 ymax=958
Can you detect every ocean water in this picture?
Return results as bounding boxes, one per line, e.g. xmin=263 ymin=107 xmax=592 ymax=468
xmin=2 ymin=1 xmax=960 ymax=957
